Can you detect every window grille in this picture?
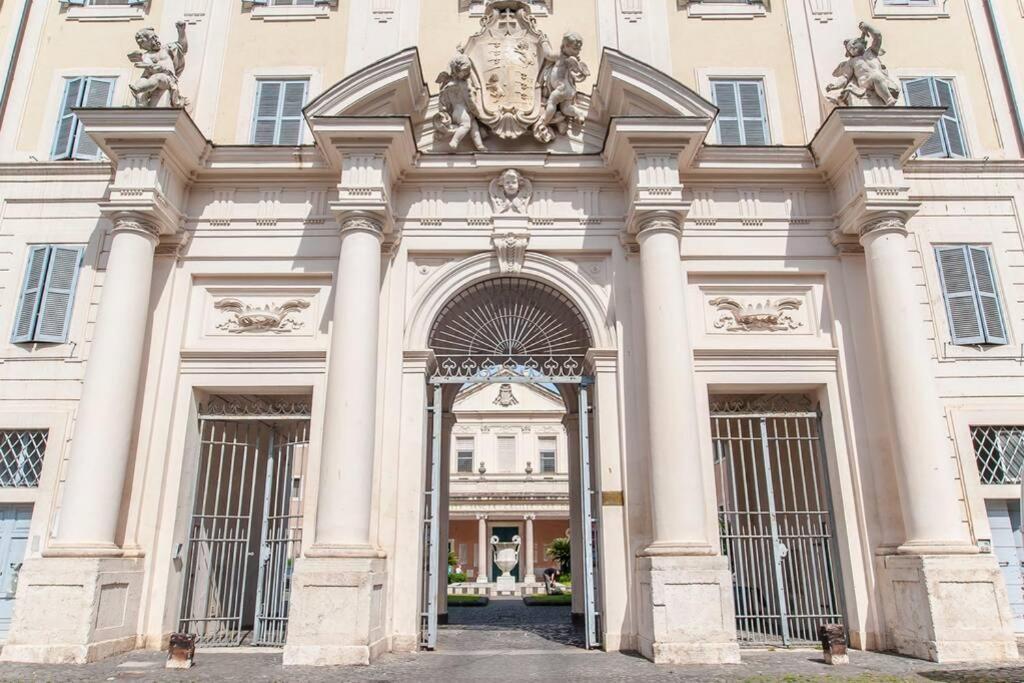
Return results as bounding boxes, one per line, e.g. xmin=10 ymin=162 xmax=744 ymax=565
xmin=539 ymin=437 xmax=556 ymax=473
xmin=0 ymin=430 xmax=48 ymax=487
xmin=972 ymin=426 xmax=1024 ymax=485
xmin=456 ymin=437 xmax=474 ymax=473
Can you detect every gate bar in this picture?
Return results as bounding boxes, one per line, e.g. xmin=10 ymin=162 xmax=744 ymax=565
xmin=578 ymin=379 xmax=600 ymax=649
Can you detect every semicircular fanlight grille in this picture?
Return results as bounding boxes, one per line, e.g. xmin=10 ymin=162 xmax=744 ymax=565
xmin=428 ymin=277 xmax=592 ymax=380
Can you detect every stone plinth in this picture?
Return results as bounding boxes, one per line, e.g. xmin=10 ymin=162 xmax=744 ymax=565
xmin=495 ymin=575 xmax=516 ymax=593
xmin=877 ymin=553 xmax=1018 ymax=662
xmin=282 ymin=555 xmax=388 ymax=666
xmin=637 ymin=554 xmax=741 ymax=665
xmin=0 ymin=557 xmax=144 ymax=664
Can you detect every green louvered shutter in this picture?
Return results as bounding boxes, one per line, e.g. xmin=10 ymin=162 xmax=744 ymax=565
xmin=11 ymin=247 xmax=51 ymax=343
xmin=34 ymin=246 xmax=83 ymax=343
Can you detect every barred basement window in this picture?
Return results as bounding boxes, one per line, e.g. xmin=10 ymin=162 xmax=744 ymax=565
xmin=972 ymin=425 xmax=1024 ymax=485
xmin=0 ymin=430 xmax=48 ymax=487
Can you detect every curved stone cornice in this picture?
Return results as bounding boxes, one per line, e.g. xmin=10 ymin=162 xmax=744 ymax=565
xmin=859 ymin=215 xmax=909 ymax=241
xmin=110 ymin=213 xmax=162 ymax=241
xmin=338 ymin=214 xmax=385 ymax=238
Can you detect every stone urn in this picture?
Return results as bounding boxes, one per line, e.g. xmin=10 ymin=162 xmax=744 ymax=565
xmin=491 ymin=535 xmax=520 ymax=591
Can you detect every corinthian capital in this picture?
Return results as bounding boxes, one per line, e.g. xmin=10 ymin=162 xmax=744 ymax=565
xmin=636 ymin=213 xmax=682 ymax=240
xmin=859 ymin=215 xmax=908 ymax=240
xmin=111 ymin=213 xmax=162 ymax=241
xmin=339 ymin=214 xmax=384 ymax=237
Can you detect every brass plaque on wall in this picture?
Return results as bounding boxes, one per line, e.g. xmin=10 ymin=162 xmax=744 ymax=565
xmin=601 ymin=490 xmax=624 ymax=506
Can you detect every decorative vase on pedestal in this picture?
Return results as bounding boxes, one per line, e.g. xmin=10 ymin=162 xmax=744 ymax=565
xmin=491 ymin=535 xmax=520 ymax=592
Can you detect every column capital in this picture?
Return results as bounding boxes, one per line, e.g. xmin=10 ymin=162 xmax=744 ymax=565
xmin=523 ymin=513 xmax=536 ymax=521
xmin=859 ymin=214 xmax=909 ymax=242
xmin=337 ymin=212 xmax=385 ymax=238
xmin=635 ymin=212 xmax=683 ymax=241
xmin=475 ymin=513 xmax=488 ymax=521
xmin=110 ymin=212 xmax=162 ymax=242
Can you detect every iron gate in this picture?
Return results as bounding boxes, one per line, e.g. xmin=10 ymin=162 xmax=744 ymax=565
xmin=178 ymin=398 xmax=309 ymax=647
xmin=710 ymin=395 xmax=844 ymax=646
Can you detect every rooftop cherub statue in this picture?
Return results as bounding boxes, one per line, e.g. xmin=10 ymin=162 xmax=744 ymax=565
xmin=434 ymin=53 xmax=487 ymax=152
xmin=825 ymin=22 xmax=899 ymax=107
xmin=534 ymin=31 xmax=591 ymax=144
xmin=128 ymin=20 xmax=189 ymax=109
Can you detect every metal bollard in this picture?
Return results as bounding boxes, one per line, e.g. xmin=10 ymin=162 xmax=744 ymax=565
xmin=166 ymin=632 xmax=196 ymax=669
xmin=818 ymin=623 xmax=848 ymax=665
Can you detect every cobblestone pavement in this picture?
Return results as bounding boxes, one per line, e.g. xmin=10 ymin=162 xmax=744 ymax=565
xmin=2 ymin=599 xmax=1024 ymax=682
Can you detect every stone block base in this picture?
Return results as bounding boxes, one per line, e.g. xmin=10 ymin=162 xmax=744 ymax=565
xmin=0 ymin=556 xmax=144 ymax=664
xmin=636 ymin=554 xmax=741 ymax=665
xmin=877 ymin=553 xmax=1018 ymax=663
xmin=282 ymin=555 xmax=388 ymax=666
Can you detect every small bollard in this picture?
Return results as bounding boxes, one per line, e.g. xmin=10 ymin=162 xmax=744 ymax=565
xmin=166 ymin=632 xmax=196 ymax=669
xmin=818 ymin=623 xmax=848 ymax=665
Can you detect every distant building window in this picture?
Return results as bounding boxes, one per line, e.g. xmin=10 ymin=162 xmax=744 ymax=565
xmin=934 ymin=245 xmax=1007 ymax=346
xmin=11 ymin=245 xmax=84 ymax=344
xmin=456 ymin=437 xmax=474 ymax=473
xmin=901 ymin=77 xmax=966 ymax=158
xmin=497 ymin=436 xmax=516 ymax=473
xmin=539 ymin=438 xmax=556 ymax=474
xmin=51 ymin=76 xmax=115 ymax=160
xmin=251 ymin=79 xmax=309 ymax=145
xmin=710 ymin=79 xmax=769 ymax=145
xmin=0 ymin=430 xmax=47 ymax=488
xmin=972 ymin=426 xmax=1024 ymax=485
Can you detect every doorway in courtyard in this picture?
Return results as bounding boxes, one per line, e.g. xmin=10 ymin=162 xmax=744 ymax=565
xmin=421 ymin=277 xmax=600 ymax=652
xmin=176 ymin=395 xmax=311 ymax=647
xmin=710 ymin=393 xmax=845 ymax=647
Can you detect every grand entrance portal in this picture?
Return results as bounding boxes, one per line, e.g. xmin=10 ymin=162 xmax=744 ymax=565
xmin=420 ymin=277 xmax=602 ymax=651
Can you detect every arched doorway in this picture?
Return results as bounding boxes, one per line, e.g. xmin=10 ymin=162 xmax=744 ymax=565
xmin=421 ymin=276 xmax=601 ymax=651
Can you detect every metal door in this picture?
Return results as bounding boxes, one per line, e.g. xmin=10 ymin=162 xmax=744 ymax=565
xmin=711 ymin=398 xmax=844 ymax=646
xmin=986 ymin=499 xmax=1024 ymax=631
xmin=178 ymin=401 xmax=309 ymax=646
xmin=0 ymin=505 xmax=31 ymax=640
xmin=577 ymin=380 xmax=601 ymax=649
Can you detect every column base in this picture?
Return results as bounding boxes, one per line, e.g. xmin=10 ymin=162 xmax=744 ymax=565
xmin=283 ymin=555 xmax=389 ymax=666
xmin=636 ymin=554 xmax=741 ymax=665
xmin=0 ymin=556 xmax=144 ymax=664
xmin=877 ymin=553 xmax=1018 ymax=662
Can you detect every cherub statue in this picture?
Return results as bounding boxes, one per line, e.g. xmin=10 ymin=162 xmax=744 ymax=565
xmin=434 ymin=53 xmax=487 ymax=152
xmin=128 ymin=20 xmax=189 ymax=108
xmin=489 ymin=169 xmax=533 ymax=214
xmin=825 ymin=22 xmax=899 ymax=107
xmin=534 ymin=31 xmax=591 ymax=144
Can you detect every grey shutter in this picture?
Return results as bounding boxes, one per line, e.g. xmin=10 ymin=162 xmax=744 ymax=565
xmin=252 ymin=80 xmax=282 ymax=144
xmin=713 ymin=81 xmax=742 ymax=145
xmin=737 ymin=80 xmax=769 ymax=145
xmin=902 ymin=77 xmax=947 ymax=157
xmin=34 ymin=246 xmax=83 ymax=343
xmin=968 ymin=246 xmax=1007 ymax=344
xmin=277 ymin=80 xmax=307 ymax=145
xmin=51 ymin=77 xmax=84 ymax=160
xmin=72 ymin=77 xmax=115 ymax=160
xmin=11 ymin=246 xmax=51 ymax=343
xmin=936 ymin=246 xmax=985 ymax=345
xmin=934 ymin=79 xmax=967 ymax=158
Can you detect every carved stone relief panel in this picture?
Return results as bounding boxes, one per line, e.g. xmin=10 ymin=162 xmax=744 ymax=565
xmin=692 ymin=279 xmax=830 ymax=345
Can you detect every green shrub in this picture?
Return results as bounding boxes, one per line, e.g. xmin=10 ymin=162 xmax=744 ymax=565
xmin=557 ymin=572 xmax=571 ymax=585
xmin=447 ymin=572 xmax=468 ymax=584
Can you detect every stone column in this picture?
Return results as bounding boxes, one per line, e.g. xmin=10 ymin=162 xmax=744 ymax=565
xmin=633 ymin=214 xmax=740 ymax=665
xmin=476 ymin=515 xmax=488 ymax=583
xmin=524 ymin=514 xmax=535 ymax=583
xmin=859 ymin=217 xmax=970 ymax=552
xmin=284 ymin=214 xmax=389 ymax=667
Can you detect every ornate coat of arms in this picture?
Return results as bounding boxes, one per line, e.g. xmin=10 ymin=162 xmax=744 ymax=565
xmin=434 ymin=0 xmax=590 ymax=151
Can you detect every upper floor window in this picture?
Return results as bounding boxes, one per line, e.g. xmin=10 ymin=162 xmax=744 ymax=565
xmin=711 ymin=79 xmax=769 ymax=145
xmin=456 ymin=437 xmax=474 ymax=473
xmin=252 ymin=79 xmax=308 ymax=146
xmin=883 ymin=0 xmax=935 ymax=5
xmin=12 ymin=246 xmax=84 ymax=344
xmin=0 ymin=430 xmax=48 ymax=488
xmin=52 ymin=77 xmax=115 ymax=161
xmin=902 ymin=77 xmax=966 ymax=159
xmin=497 ymin=435 xmax=516 ymax=473
xmin=935 ymin=245 xmax=1007 ymax=346
xmin=61 ymin=0 xmax=146 ymax=5
xmin=538 ymin=437 xmax=556 ymax=474
xmin=972 ymin=425 xmax=1024 ymax=485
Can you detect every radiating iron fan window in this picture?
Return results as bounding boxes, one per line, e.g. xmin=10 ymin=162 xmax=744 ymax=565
xmin=972 ymin=426 xmax=1024 ymax=485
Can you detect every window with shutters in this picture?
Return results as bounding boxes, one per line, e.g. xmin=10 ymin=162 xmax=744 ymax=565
xmin=11 ymin=245 xmax=84 ymax=344
xmin=251 ymin=80 xmax=309 ymax=145
xmin=456 ymin=437 xmax=474 ymax=473
xmin=710 ymin=79 xmax=770 ymax=145
xmin=538 ymin=437 xmax=556 ymax=474
xmin=935 ymin=245 xmax=1008 ymax=346
xmin=684 ymin=1 xmax=767 ymax=19
xmin=901 ymin=77 xmax=967 ymax=159
xmin=51 ymin=77 xmax=115 ymax=160
xmin=497 ymin=436 xmax=516 ymax=473
xmin=60 ymin=1 xmax=147 ymax=21
xmin=873 ymin=0 xmax=946 ymax=18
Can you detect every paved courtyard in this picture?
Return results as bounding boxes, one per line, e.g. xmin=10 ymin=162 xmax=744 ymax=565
xmin=2 ymin=598 xmax=1024 ymax=681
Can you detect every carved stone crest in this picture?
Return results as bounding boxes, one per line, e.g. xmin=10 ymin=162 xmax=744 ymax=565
xmin=494 ymin=383 xmax=519 ymax=407
xmin=214 ymin=298 xmax=310 ymax=333
xmin=433 ymin=0 xmax=590 ymax=150
xmin=489 ymin=168 xmax=532 ymax=214
xmin=710 ymin=297 xmax=803 ymax=332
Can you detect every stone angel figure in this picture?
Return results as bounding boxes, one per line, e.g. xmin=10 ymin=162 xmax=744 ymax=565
xmin=825 ymin=22 xmax=899 ymax=107
xmin=534 ymin=31 xmax=591 ymax=143
xmin=128 ymin=20 xmax=189 ymax=109
xmin=433 ymin=53 xmax=487 ymax=152
xmin=489 ymin=169 xmax=533 ymax=214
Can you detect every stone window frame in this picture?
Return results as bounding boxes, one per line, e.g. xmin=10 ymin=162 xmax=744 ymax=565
xmin=0 ymin=410 xmax=69 ymax=515
xmin=695 ymin=67 xmax=784 ymax=145
xmin=243 ymin=0 xmax=337 ymax=22
xmin=892 ymin=68 xmax=981 ymax=160
xmin=59 ymin=0 xmax=149 ymax=23
xmin=872 ymin=0 xmax=950 ymax=19
xmin=680 ymin=0 xmax=768 ymax=20
xmin=236 ymin=67 xmax=322 ymax=144
xmin=34 ymin=66 xmax=130 ymax=163
xmin=537 ymin=436 xmax=557 ymax=474
xmin=455 ymin=436 xmax=475 ymax=474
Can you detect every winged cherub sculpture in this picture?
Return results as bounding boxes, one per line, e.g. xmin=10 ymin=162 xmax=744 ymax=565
xmin=128 ymin=20 xmax=189 ymax=108
xmin=825 ymin=22 xmax=899 ymax=107
xmin=434 ymin=53 xmax=487 ymax=152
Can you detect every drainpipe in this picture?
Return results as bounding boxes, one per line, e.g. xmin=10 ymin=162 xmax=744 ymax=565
xmin=984 ymin=0 xmax=1024 ymax=155
xmin=0 ymin=0 xmax=33 ymax=133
